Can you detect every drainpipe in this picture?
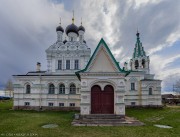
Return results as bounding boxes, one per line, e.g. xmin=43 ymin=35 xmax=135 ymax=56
xmin=39 ymin=74 xmax=42 ymax=110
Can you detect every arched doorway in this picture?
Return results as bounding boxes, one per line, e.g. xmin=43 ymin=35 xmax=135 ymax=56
xmin=91 ymin=85 xmax=114 ymax=114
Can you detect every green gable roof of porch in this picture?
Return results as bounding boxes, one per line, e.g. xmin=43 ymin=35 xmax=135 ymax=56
xmin=75 ymin=38 xmax=128 ymax=80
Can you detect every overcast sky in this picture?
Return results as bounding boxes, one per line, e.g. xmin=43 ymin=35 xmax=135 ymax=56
xmin=0 ymin=0 xmax=180 ymax=92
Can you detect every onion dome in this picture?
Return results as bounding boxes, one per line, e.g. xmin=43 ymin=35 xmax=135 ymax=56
xmin=56 ymin=18 xmax=64 ymax=32
xmin=65 ymin=12 xmax=79 ymax=35
xmin=78 ymin=18 xmax=85 ymax=32
xmin=83 ymin=40 xmax=86 ymax=43
xmin=56 ymin=25 xmax=64 ymax=32
xmin=78 ymin=25 xmax=85 ymax=32
xmin=65 ymin=23 xmax=79 ymax=35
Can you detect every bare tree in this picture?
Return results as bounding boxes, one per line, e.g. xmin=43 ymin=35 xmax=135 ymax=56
xmin=5 ymin=79 xmax=14 ymax=97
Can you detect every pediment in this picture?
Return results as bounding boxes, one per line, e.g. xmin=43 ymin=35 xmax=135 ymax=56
xmin=75 ymin=38 xmax=127 ymax=80
xmin=88 ymin=46 xmax=117 ymax=72
xmin=83 ymin=38 xmax=123 ymax=73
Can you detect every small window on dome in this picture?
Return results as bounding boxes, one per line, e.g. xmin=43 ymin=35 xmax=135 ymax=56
xmin=79 ymin=35 xmax=82 ymax=41
xmin=71 ymin=37 xmax=73 ymax=41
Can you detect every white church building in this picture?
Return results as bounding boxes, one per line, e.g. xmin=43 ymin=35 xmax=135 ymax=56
xmin=13 ymin=17 xmax=162 ymax=116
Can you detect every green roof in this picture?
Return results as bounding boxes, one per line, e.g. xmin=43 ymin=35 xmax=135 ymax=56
xmin=133 ymin=32 xmax=146 ymax=58
xmin=75 ymin=38 xmax=127 ymax=80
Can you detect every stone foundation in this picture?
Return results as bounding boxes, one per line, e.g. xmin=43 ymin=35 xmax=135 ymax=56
xmin=13 ymin=105 xmax=163 ymax=111
xmin=13 ymin=106 xmax=80 ymax=111
xmin=125 ymin=105 xmax=163 ymax=108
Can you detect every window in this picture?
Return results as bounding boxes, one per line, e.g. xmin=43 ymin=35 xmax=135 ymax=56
xmin=66 ymin=60 xmax=70 ymax=70
xmin=71 ymin=37 xmax=73 ymax=41
xmin=74 ymin=60 xmax=79 ymax=70
xmin=25 ymin=102 xmax=30 ymax=106
xmin=135 ymin=60 xmax=139 ymax=69
xmin=48 ymin=84 xmax=55 ymax=94
xmin=131 ymin=102 xmax=136 ymax=106
xmin=70 ymin=84 xmax=76 ymax=94
xmin=26 ymin=84 xmax=31 ymax=94
xmin=149 ymin=88 xmax=152 ymax=95
xmin=58 ymin=60 xmax=62 ymax=70
xmin=59 ymin=103 xmax=64 ymax=107
xmin=79 ymin=35 xmax=82 ymax=41
xmin=70 ymin=103 xmax=75 ymax=107
xmin=59 ymin=84 xmax=65 ymax=94
xmin=131 ymin=83 xmax=135 ymax=90
xmin=48 ymin=102 xmax=53 ymax=107
xmin=142 ymin=59 xmax=145 ymax=68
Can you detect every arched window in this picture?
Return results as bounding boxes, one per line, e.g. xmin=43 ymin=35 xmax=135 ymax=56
xmin=49 ymin=84 xmax=55 ymax=94
xmin=26 ymin=84 xmax=31 ymax=94
xmin=135 ymin=60 xmax=139 ymax=69
xmin=131 ymin=83 xmax=135 ymax=90
xmin=70 ymin=84 xmax=76 ymax=94
xmin=59 ymin=84 xmax=65 ymax=94
xmin=149 ymin=88 xmax=152 ymax=95
xmin=142 ymin=59 xmax=145 ymax=68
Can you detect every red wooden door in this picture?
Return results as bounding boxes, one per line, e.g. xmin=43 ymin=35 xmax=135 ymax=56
xmin=91 ymin=85 xmax=114 ymax=114
xmin=91 ymin=85 xmax=101 ymax=114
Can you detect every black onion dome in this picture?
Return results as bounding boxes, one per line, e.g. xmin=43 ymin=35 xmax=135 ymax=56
xmin=63 ymin=39 xmax=67 ymax=44
xmin=56 ymin=25 xmax=64 ymax=32
xmin=78 ymin=25 xmax=85 ymax=32
xmin=65 ymin=23 xmax=79 ymax=35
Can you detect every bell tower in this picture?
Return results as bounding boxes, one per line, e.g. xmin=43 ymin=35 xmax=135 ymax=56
xmin=130 ymin=31 xmax=150 ymax=74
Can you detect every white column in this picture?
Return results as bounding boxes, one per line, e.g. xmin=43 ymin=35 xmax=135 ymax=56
xmin=139 ymin=59 xmax=142 ymax=69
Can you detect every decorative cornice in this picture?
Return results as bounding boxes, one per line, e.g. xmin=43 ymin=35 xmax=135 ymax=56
xmin=80 ymin=72 xmax=126 ymax=77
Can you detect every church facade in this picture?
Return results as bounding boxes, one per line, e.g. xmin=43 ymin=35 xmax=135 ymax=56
xmin=13 ymin=17 xmax=162 ymax=115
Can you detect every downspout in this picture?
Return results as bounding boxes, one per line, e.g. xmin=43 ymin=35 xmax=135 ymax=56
xmin=39 ymin=74 xmax=42 ymax=110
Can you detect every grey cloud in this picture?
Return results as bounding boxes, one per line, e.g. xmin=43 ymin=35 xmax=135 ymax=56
xmin=112 ymin=0 xmax=180 ymax=58
xmin=0 ymin=0 xmax=66 ymax=88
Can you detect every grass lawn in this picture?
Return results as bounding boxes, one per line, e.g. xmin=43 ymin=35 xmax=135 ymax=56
xmin=0 ymin=100 xmax=180 ymax=137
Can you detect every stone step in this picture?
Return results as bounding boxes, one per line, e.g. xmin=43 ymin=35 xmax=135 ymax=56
xmin=80 ymin=114 xmax=125 ymax=119
xmin=75 ymin=121 xmax=126 ymax=124
xmin=82 ymin=118 xmax=125 ymax=122
xmin=72 ymin=122 xmax=144 ymax=126
xmin=72 ymin=115 xmax=145 ymax=126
